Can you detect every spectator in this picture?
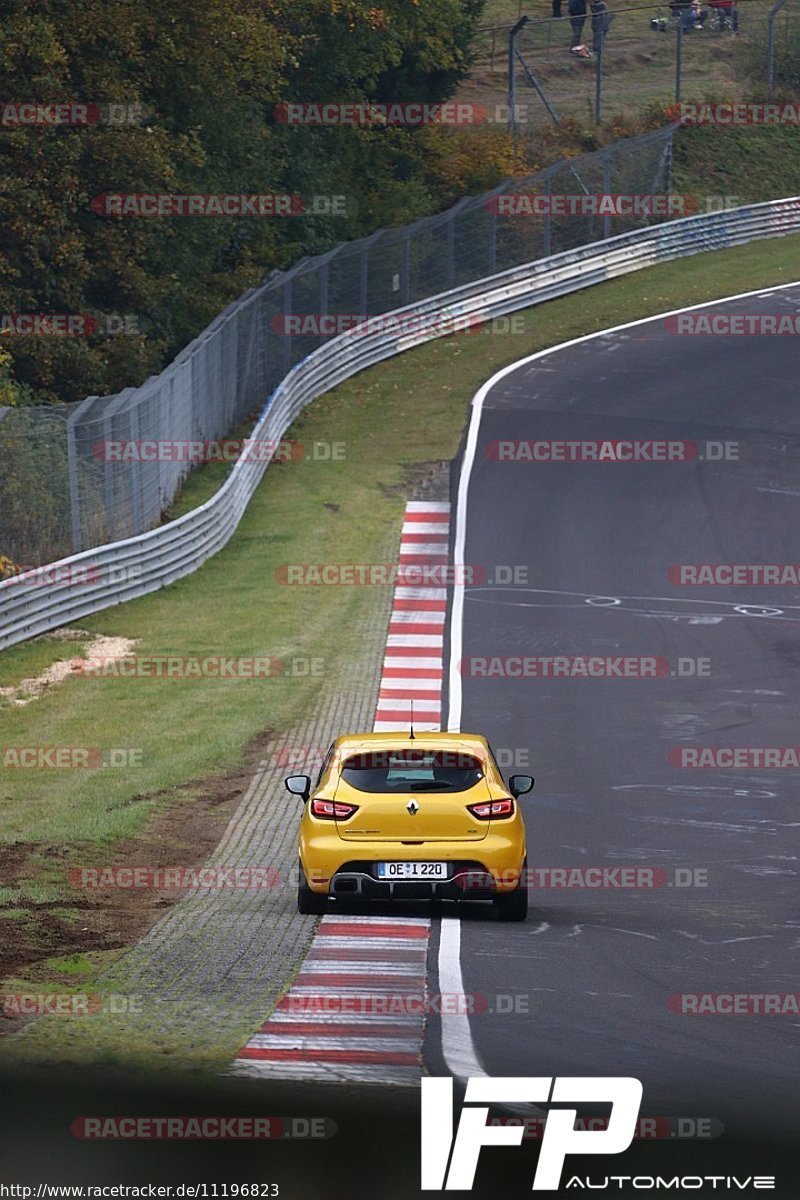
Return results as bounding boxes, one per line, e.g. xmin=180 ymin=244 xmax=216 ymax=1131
xmin=553 ymin=0 xmax=562 ymax=18
xmin=590 ymin=0 xmax=614 ymax=54
xmin=670 ymin=0 xmax=693 ymax=30
xmin=708 ymin=0 xmax=738 ymax=29
xmin=568 ymin=0 xmax=591 ymax=57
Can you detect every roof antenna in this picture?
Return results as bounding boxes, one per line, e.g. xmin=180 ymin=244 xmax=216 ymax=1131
xmin=409 ymin=699 xmax=415 ymax=740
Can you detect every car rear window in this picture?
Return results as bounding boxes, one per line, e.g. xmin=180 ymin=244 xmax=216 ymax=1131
xmin=340 ymin=750 xmax=483 ymax=793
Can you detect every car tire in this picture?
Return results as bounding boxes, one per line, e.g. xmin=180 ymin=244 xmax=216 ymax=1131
xmin=297 ymin=868 xmax=328 ymax=915
xmin=494 ymin=862 xmax=528 ymax=922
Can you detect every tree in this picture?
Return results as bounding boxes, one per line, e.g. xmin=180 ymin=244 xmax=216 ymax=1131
xmin=0 ymin=0 xmax=488 ymax=405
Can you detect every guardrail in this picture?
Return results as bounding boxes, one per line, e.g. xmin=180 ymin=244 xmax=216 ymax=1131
xmin=1 ymin=196 xmax=799 ymax=652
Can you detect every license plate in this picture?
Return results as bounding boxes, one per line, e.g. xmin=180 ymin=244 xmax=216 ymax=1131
xmin=376 ymin=861 xmax=449 ymax=880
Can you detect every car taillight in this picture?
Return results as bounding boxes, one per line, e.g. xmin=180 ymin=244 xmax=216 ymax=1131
xmin=467 ymin=797 xmax=515 ymax=820
xmin=311 ymin=798 xmax=359 ymax=820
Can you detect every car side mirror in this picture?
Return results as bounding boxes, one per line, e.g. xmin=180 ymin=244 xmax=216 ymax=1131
xmin=509 ymin=774 xmax=534 ymax=798
xmin=285 ymin=774 xmax=311 ymax=802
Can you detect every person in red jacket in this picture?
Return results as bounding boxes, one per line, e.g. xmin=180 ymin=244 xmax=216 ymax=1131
xmin=707 ymin=0 xmax=738 ymax=30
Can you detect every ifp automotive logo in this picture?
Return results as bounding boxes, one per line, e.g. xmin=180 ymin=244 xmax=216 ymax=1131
xmin=421 ymin=1076 xmax=643 ymax=1191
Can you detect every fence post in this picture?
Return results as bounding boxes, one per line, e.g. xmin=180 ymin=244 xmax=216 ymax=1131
xmin=67 ymin=419 xmax=82 ymax=555
xmin=543 ymin=173 xmax=552 ymax=257
xmin=320 ymin=260 xmax=329 ymax=329
xmin=595 ymin=26 xmax=605 ymax=123
xmin=282 ymin=278 xmax=293 ymax=376
xmin=360 ymin=245 xmax=369 ymax=315
xmin=401 ymin=230 xmax=411 ymax=306
xmin=129 ymin=399 xmax=143 ymax=537
xmin=446 ymin=212 xmax=456 ymax=291
xmin=508 ymin=16 xmax=530 ymax=137
xmin=66 ymin=394 xmax=100 ymax=555
xmin=767 ymin=0 xmax=789 ymax=93
xmin=357 ymin=230 xmax=383 ymax=315
xmin=102 ymin=409 xmax=117 ymax=541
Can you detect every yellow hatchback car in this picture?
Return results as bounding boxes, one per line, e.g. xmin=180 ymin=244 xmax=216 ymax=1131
xmin=285 ymin=731 xmax=533 ymax=921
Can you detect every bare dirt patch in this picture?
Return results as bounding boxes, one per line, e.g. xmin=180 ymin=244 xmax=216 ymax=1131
xmin=0 ymin=726 xmax=275 ymax=1031
xmin=0 ymin=630 xmax=137 ymax=707
xmin=378 ymin=459 xmax=451 ymax=500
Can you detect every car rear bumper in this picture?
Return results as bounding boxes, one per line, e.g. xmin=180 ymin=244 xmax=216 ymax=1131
xmin=300 ymin=829 xmax=525 ymax=895
xmin=328 ymin=861 xmax=499 ymax=901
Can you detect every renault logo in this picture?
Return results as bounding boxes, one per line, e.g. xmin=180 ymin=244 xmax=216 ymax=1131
xmin=406 ymin=799 xmax=420 ymax=815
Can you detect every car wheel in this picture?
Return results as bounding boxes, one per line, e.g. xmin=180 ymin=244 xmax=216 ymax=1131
xmin=297 ymin=868 xmax=328 ymax=915
xmin=494 ymin=863 xmax=528 ymax=922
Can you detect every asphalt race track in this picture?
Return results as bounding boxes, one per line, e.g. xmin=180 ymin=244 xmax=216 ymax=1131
xmin=440 ymin=283 xmax=800 ymax=1160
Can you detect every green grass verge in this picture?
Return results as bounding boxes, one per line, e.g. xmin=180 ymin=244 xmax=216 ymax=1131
xmin=0 ymin=231 xmax=798 ymax=1072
